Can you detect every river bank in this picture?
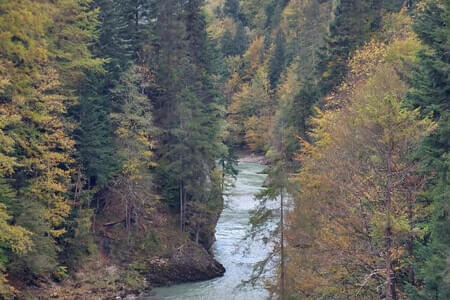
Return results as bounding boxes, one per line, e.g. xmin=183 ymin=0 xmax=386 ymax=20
xmin=152 ymin=161 xmax=271 ymax=299
xmin=22 ymin=189 xmax=225 ymax=299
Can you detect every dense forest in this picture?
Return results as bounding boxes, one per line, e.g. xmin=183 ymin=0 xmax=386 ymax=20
xmin=207 ymin=0 xmax=448 ymax=298
xmin=0 ymin=0 xmax=448 ymax=299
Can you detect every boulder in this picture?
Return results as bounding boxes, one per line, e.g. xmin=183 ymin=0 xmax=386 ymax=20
xmin=146 ymin=241 xmax=225 ymax=285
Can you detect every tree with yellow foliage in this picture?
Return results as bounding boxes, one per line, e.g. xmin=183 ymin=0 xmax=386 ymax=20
xmin=0 ymin=0 xmax=101 ymax=284
xmin=286 ymin=17 xmax=434 ymax=298
xmin=228 ymin=66 xmax=273 ymax=152
xmin=288 ymin=63 xmax=434 ymax=299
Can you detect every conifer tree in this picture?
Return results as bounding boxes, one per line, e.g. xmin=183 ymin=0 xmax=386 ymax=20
xmin=234 ymin=22 xmax=249 ymax=56
xmin=96 ymin=0 xmax=135 ymax=80
xmin=73 ymin=72 xmax=119 ymax=189
xmin=0 ymin=118 xmax=32 ymax=296
xmin=224 ymin=0 xmax=240 ymax=19
xmin=316 ymin=0 xmax=381 ymax=95
xmin=221 ymin=30 xmax=237 ymax=57
xmin=221 ymin=22 xmax=248 ymax=57
xmin=407 ymin=0 xmax=450 ymax=298
xmin=269 ymin=30 xmax=286 ymax=89
xmin=150 ymin=0 xmax=225 ymax=231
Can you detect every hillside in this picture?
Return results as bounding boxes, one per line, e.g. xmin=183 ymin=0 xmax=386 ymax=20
xmin=0 ymin=0 xmax=448 ymax=299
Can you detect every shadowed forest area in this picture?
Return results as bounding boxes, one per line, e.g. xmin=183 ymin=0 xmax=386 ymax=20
xmin=0 ymin=0 xmax=448 ymax=299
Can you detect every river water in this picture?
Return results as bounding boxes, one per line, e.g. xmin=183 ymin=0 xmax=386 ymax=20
xmin=151 ymin=161 xmax=273 ymax=300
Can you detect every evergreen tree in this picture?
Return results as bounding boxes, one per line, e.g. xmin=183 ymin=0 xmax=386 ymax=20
xmin=407 ymin=0 xmax=450 ymax=298
xmin=316 ymin=0 xmax=381 ymax=95
xmin=150 ymin=0 xmax=225 ymax=229
xmin=281 ymin=77 xmax=318 ymax=161
xmin=96 ymin=0 xmax=135 ymax=80
xmin=224 ymin=0 xmax=240 ymax=19
xmin=234 ymin=21 xmax=249 ymax=56
xmin=264 ymin=0 xmax=288 ymax=30
xmin=269 ymin=30 xmax=286 ymax=89
xmin=221 ymin=22 xmax=248 ymax=57
xmin=221 ymin=30 xmax=237 ymax=57
xmin=74 ymin=0 xmax=156 ymax=193
xmin=96 ymin=0 xmax=155 ymax=78
xmin=73 ymin=72 xmax=119 ymax=189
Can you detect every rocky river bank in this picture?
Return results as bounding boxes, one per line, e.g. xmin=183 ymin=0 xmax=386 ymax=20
xmin=23 ymin=190 xmax=225 ymax=299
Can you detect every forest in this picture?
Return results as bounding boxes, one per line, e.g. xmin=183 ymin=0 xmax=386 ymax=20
xmin=0 ymin=0 xmax=448 ymax=299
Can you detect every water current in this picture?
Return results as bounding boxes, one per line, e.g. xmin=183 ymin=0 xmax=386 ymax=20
xmin=152 ymin=161 xmax=273 ymax=300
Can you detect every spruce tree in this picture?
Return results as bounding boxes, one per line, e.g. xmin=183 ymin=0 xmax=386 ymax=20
xmin=73 ymin=72 xmax=119 ymax=189
xmin=221 ymin=30 xmax=237 ymax=57
xmin=234 ymin=21 xmax=249 ymax=56
xmin=316 ymin=0 xmax=380 ymax=95
xmin=269 ymin=30 xmax=286 ymax=89
xmin=407 ymin=1 xmax=450 ymax=298
xmin=150 ymin=0 xmax=224 ymax=227
xmin=224 ymin=0 xmax=240 ymax=19
xmin=221 ymin=22 xmax=248 ymax=57
xmin=96 ymin=0 xmax=135 ymax=80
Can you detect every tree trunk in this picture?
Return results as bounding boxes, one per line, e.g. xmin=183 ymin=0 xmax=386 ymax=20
xmin=407 ymin=190 xmax=415 ymax=285
xmin=180 ymin=181 xmax=183 ymax=232
xmin=385 ymin=224 xmax=395 ymax=300
xmin=126 ymin=197 xmax=130 ymax=245
xmin=183 ymin=188 xmax=187 ymax=232
xmin=222 ymin=160 xmax=225 ymax=191
xmin=385 ymin=153 xmax=397 ymax=300
xmin=74 ymin=169 xmax=82 ymax=204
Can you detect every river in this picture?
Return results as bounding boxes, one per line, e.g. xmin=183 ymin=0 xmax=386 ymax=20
xmin=151 ymin=161 xmax=274 ymax=300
